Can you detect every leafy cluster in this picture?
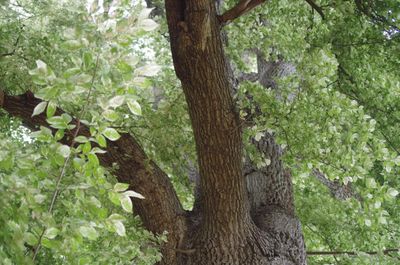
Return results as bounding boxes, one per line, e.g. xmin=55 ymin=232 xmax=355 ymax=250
xmin=1 ymin=0 xmax=165 ymax=264
xmin=227 ymin=0 xmax=400 ymax=263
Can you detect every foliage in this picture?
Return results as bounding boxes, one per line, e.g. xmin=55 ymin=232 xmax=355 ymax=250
xmin=0 ymin=0 xmax=400 ymax=264
xmin=228 ymin=0 xmax=400 ymax=263
xmin=0 ymin=0 xmax=165 ymax=264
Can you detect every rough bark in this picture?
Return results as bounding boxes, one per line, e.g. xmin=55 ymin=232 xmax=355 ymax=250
xmin=165 ymin=1 xmax=255 ymax=262
xmin=165 ymin=0 xmax=306 ymax=264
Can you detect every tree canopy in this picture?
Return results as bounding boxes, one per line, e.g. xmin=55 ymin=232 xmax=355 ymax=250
xmin=0 ymin=0 xmax=399 ymax=264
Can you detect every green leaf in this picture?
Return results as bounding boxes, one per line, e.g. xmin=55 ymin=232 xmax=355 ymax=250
xmin=366 ymin=178 xmax=377 ymax=189
xmin=135 ymin=64 xmax=161 ymax=77
xmin=63 ymin=67 xmax=81 ymax=78
xmin=34 ymin=194 xmax=46 ymax=204
xmin=387 ymin=188 xmax=399 ymax=197
xmin=394 ymin=156 xmax=400 ymax=166
xmin=123 ymin=190 xmax=145 ymax=199
xmin=102 ymin=109 xmax=119 ymax=121
xmin=103 ymin=128 xmax=120 ymax=141
xmin=114 ymin=183 xmax=129 ymax=192
xmin=57 ymin=145 xmax=71 ymax=158
xmin=73 ymin=157 xmax=85 ymax=169
xmin=79 ymin=226 xmax=98 ymax=240
xmin=127 ymin=99 xmax=142 ymax=116
xmin=108 ymin=214 xmax=125 ymax=221
xmin=91 ymin=147 xmax=106 ymax=154
xmin=254 ymin=132 xmax=263 ymax=141
xmin=79 ymin=257 xmax=92 ymax=265
xmin=96 ymin=134 xmax=107 ymax=147
xmin=41 ymin=238 xmax=57 ymax=249
xmin=89 ymin=196 xmax=101 ymax=208
xmin=35 ymin=59 xmax=48 ymax=75
xmin=47 ymin=115 xmax=69 ymax=129
xmin=32 ymin=102 xmax=47 ymax=117
xmin=82 ymin=142 xmax=91 ymax=154
xmin=138 ymin=19 xmax=159 ymax=31
xmin=108 ymin=191 xmax=120 ymax=206
xmin=24 ymin=232 xmax=38 ymax=246
xmin=0 ymin=155 xmax=13 ymax=171
xmin=77 ymin=74 xmax=93 ymax=85
xmin=46 ymin=101 xmax=57 ymax=118
xmin=74 ymin=136 xmax=89 ymax=143
xmin=120 ymin=196 xmax=133 ymax=213
xmin=63 ymin=40 xmax=82 ymax=50
xmin=124 ymin=55 xmax=139 ymax=67
xmin=55 ymin=130 xmax=65 ymax=141
xmin=87 ymin=153 xmax=99 ymax=167
xmin=114 ymin=220 xmax=126 ymax=236
xmin=83 ymin=52 xmax=93 ymax=69
xmin=108 ymin=96 xmax=125 ymax=108
xmin=44 ymin=227 xmax=59 ymax=239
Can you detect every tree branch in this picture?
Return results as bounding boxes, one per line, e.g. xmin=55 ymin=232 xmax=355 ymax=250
xmin=307 ymin=248 xmax=400 ymax=256
xmin=237 ymin=71 xmax=259 ymax=83
xmin=312 ymin=169 xmax=362 ymax=201
xmin=0 ymin=91 xmax=186 ymax=264
xmin=355 ymin=0 xmax=400 ymax=33
xmin=218 ymin=0 xmax=268 ymax=25
xmin=304 ymin=0 xmax=325 ymax=20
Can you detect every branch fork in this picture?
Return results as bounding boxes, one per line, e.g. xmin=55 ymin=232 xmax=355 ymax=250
xmin=218 ymin=0 xmax=267 ymax=25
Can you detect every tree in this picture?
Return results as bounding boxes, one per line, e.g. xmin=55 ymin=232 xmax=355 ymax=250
xmin=1 ymin=0 xmax=400 ymax=264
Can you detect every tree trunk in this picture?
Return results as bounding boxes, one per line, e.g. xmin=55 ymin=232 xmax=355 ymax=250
xmin=164 ymin=0 xmax=306 ymax=264
xmin=1 ymin=0 xmax=307 ymax=263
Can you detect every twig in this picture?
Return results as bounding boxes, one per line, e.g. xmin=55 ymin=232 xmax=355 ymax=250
xmin=307 ymin=248 xmax=400 ymax=256
xmin=32 ymin=54 xmax=100 ymax=262
xmin=1 ymin=32 xmax=22 ymax=57
xmin=305 ymin=224 xmax=340 ymax=264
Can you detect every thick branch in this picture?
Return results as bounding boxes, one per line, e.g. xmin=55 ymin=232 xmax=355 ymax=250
xmin=304 ymin=0 xmax=325 ymax=20
xmin=218 ymin=0 xmax=268 ymax=25
xmin=312 ymin=169 xmax=361 ymax=201
xmin=0 ymin=91 xmax=186 ymax=265
xmin=237 ymin=71 xmax=259 ymax=83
